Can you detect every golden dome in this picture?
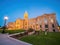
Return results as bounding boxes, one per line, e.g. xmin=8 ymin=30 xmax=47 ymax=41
xmin=24 ymin=11 xmax=28 ymax=19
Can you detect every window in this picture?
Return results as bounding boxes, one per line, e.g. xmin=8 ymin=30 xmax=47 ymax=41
xmin=38 ymin=20 xmax=42 ymax=24
xmin=37 ymin=18 xmax=40 ymax=21
xmin=53 ymin=29 xmax=55 ymax=32
xmin=17 ymin=23 xmax=20 ymax=25
xmin=52 ymin=24 xmax=54 ymax=28
xmin=29 ymin=22 xmax=33 ymax=25
xmin=49 ymin=17 xmax=54 ymax=23
xmin=45 ymin=25 xmax=48 ymax=28
xmin=33 ymin=25 xmax=35 ymax=28
xmin=25 ymin=27 xmax=27 ymax=29
xmin=36 ymin=24 xmax=38 ymax=26
xmin=44 ymin=18 xmax=47 ymax=24
xmin=30 ymin=26 xmax=32 ymax=28
xmin=40 ymin=25 xmax=42 ymax=28
xmin=25 ymin=23 xmax=27 ymax=25
xmin=51 ymin=19 xmax=54 ymax=23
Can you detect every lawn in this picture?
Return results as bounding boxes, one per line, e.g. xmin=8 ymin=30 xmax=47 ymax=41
xmin=0 ymin=29 xmax=25 ymax=34
xmin=19 ymin=32 xmax=60 ymax=45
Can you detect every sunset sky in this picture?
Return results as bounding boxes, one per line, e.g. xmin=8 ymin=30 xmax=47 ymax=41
xmin=0 ymin=0 xmax=60 ymax=26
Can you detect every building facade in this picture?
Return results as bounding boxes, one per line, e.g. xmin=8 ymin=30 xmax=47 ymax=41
xmin=7 ymin=11 xmax=59 ymax=32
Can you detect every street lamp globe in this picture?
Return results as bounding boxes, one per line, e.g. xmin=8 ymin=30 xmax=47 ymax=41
xmin=4 ymin=16 xmax=8 ymax=20
xmin=4 ymin=16 xmax=8 ymax=26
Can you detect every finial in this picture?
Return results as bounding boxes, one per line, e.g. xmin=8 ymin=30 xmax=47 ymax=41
xmin=25 ymin=10 xmax=28 ymax=13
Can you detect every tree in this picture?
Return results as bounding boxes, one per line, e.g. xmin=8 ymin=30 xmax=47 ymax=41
xmin=0 ymin=26 xmax=1 ymax=29
xmin=28 ymin=28 xmax=34 ymax=32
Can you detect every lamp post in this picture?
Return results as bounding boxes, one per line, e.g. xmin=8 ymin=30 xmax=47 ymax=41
xmin=2 ymin=16 xmax=8 ymax=33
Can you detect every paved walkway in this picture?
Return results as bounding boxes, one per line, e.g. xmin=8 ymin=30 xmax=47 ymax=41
xmin=0 ymin=34 xmax=32 ymax=45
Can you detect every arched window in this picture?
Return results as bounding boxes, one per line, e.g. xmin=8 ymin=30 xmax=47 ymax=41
xmin=49 ymin=17 xmax=54 ymax=23
xmin=38 ymin=20 xmax=42 ymax=24
xmin=40 ymin=25 xmax=42 ymax=28
xmin=45 ymin=25 xmax=48 ymax=28
xmin=44 ymin=18 xmax=47 ymax=24
xmin=52 ymin=24 xmax=54 ymax=28
xmin=29 ymin=22 xmax=33 ymax=25
xmin=51 ymin=19 xmax=54 ymax=23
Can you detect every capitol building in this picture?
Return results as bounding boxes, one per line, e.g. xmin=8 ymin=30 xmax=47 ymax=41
xmin=7 ymin=11 xmax=59 ymax=32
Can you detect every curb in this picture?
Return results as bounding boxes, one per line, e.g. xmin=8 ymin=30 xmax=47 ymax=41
xmin=8 ymin=34 xmax=32 ymax=45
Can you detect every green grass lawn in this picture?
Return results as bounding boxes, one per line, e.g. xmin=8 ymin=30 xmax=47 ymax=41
xmin=19 ymin=32 xmax=60 ymax=45
xmin=0 ymin=29 xmax=25 ymax=34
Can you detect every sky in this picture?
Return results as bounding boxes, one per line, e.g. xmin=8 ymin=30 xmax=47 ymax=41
xmin=0 ymin=0 xmax=60 ymax=26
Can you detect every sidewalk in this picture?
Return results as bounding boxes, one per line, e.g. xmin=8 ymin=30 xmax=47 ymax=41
xmin=0 ymin=34 xmax=32 ymax=45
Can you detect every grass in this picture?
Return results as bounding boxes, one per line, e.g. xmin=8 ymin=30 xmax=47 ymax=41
xmin=19 ymin=32 xmax=60 ymax=45
xmin=0 ymin=29 xmax=25 ymax=34
xmin=0 ymin=29 xmax=2 ymax=33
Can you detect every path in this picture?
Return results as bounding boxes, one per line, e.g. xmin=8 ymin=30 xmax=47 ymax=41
xmin=0 ymin=34 xmax=32 ymax=45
